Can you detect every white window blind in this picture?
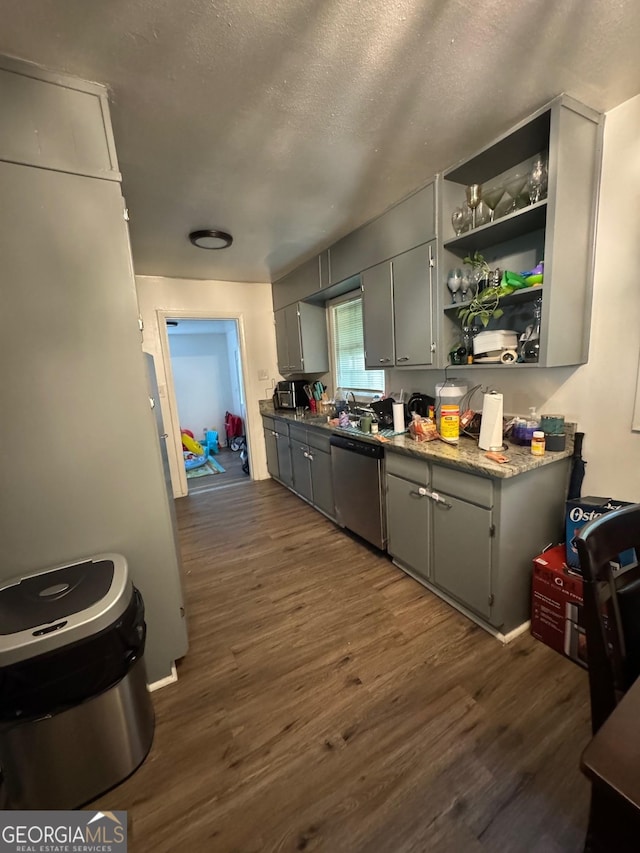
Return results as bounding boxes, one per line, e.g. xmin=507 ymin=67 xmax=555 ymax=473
xmin=331 ymin=296 xmax=384 ymax=393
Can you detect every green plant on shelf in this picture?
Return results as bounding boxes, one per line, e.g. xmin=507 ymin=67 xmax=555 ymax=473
xmin=458 ymin=252 xmax=503 ymax=328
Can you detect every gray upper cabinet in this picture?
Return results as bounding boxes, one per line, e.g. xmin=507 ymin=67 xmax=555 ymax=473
xmin=393 ymin=242 xmax=435 ymax=367
xmin=362 ymin=262 xmax=394 ymax=368
xmin=0 ymin=56 xmax=119 ymax=180
xmin=275 ymin=302 xmax=329 ymax=376
xmin=438 ymin=95 xmax=603 ymax=368
xmin=272 ymin=252 xmax=327 ymax=311
xmin=363 ymin=241 xmax=436 ymax=369
xmin=329 ymin=182 xmax=436 ymax=285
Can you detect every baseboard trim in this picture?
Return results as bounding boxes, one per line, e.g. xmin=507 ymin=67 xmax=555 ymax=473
xmin=149 ymin=664 xmax=178 ymax=692
xmin=390 ymin=558 xmax=529 ymax=645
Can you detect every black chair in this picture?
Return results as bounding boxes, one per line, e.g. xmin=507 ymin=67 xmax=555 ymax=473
xmin=576 ymin=503 xmax=640 ymax=852
xmin=576 ymin=502 xmax=640 ymax=735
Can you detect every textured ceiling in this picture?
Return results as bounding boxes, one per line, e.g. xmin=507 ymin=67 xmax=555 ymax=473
xmin=1 ymin=0 xmax=639 ymax=282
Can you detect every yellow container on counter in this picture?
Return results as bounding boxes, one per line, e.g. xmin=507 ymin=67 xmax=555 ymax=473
xmin=440 ymin=404 xmax=460 ymax=443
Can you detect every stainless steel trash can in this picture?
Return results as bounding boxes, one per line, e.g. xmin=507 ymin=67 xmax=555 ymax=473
xmin=0 ymin=553 xmax=155 ymax=809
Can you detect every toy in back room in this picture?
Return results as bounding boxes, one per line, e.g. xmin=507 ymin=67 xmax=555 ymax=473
xmin=181 ymin=429 xmax=207 ymax=470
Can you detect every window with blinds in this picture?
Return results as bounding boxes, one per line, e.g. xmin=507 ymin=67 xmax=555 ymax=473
xmin=330 ymin=295 xmax=385 ymax=393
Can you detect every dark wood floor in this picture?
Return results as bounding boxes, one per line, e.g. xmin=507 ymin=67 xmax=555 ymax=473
xmin=94 ymin=479 xmax=592 ymax=852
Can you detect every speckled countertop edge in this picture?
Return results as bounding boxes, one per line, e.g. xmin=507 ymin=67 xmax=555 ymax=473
xmin=259 ymin=400 xmax=575 ymax=480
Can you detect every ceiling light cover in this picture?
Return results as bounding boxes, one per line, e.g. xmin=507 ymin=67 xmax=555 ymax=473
xmin=189 ymin=229 xmax=233 ymax=250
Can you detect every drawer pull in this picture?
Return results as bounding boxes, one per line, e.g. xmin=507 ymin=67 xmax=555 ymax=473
xmin=397 ymin=356 xmax=409 ymax=362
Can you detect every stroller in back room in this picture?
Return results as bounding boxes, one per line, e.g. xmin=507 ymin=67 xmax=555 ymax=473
xmin=225 ymin=411 xmax=249 ymax=475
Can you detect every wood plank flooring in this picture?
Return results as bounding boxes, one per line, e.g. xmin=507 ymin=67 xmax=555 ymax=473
xmin=93 ymin=479 xmax=592 ymax=852
xmin=187 ymin=446 xmax=249 ymax=494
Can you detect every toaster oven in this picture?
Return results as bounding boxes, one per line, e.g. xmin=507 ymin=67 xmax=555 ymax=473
xmin=274 ymin=380 xmax=308 ymax=410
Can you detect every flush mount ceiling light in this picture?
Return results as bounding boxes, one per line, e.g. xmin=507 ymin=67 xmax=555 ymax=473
xmin=188 ymin=229 xmax=233 ymax=250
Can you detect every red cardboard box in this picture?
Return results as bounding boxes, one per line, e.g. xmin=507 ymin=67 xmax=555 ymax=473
xmin=531 ymin=545 xmax=587 ymax=668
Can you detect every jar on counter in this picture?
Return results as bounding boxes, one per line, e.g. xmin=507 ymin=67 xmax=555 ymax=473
xmin=531 ymin=431 xmax=546 ymax=456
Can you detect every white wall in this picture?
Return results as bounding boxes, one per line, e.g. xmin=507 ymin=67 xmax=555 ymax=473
xmin=387 ymin=93 xmax=640 ymax=502
xmin=168 ymin=332 xmax=234 ymax=442
xmin=136 ymin=275 xmax=278 ymax=496
xmin=226 ymin=326 xmax=244 ymax=412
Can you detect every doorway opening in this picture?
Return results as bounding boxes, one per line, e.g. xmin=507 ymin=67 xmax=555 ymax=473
xmin=163 ymin=317 xmax=251 ymax=496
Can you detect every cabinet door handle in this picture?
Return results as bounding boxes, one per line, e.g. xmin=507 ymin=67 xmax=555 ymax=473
xmin=430 ymin=490 xmax=452 ymax=509
xmin=397 ymin=356 xmax=409 ymax=362
xmin=308 ymin=454 xmax=314 ymax=462
xmin=379 ymin=357 xmax=391 ymax=363
xmin=409 ymin=487 xmax=428 ymax=498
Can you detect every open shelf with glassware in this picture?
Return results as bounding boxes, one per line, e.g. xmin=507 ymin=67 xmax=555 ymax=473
xmin=443 ymin=285 xmax=544 ymax=315
xmin=434 ymin=94 xmax=604 ymax=370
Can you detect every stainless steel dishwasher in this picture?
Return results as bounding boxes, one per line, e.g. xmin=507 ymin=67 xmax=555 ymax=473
xmin=330 ymin=434 xmax=386 ymax=550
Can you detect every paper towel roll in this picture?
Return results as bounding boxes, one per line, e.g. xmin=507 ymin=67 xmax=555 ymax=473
xmin=478 ymin=392 xmax=504 ymax=451
xmin=392 ymin=402 xmax=405 ymax=433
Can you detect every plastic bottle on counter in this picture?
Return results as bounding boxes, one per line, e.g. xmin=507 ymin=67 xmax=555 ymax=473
xmin=531 ymin=431 xmax=546 ymax=456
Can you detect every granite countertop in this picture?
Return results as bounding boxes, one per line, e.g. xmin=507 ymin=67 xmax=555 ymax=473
xmin=259 ymin=400 xmax=574 ymax=479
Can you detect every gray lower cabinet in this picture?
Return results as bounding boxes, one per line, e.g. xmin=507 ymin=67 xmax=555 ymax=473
xmin=265 ymin=419 xmax=334 ymax=519
xmin=275 ymin=302 xmax=329 ymax=376
xmin=431 ymin=494 xmax=492 ymax=620
xmin=289 ymin=425 xmax=335 ymax=518
xmin=263 ymin=417 xmax=279 ymax=479
xmin=290 ymin=434 xmax=313 ymax=503
xmin=274 ymin=420 xmax=293 ymax=487
xmin=307 ymin=431 xmax=334 ymax=518
xmin=386 ymin=450 xmax=570 ymax=634
xmin=386 ymin=473 xmax=430 ymax=580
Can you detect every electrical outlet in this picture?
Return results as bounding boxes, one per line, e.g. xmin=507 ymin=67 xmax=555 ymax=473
xmin=257 ymin=368 xmax=269 ymax=381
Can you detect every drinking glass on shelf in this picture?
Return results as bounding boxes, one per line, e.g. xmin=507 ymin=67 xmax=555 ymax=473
xmin=503 ymin=173 xmax=528 ymax=213
xmin=460 ymin=270 xmax=472 ymax=303
xmin=465 ymin=184 xmax=482 ymax=229
xmin=475 ymin=200 xmax=490 ymax=227
xmin=527 ymin=155 xmax=548 ymax=203
xmin=446 ymin=269 xmax=462 ymax=304
xmin=483 ymin=185 xmax=505 ymax=222
xmin=461 ymin=202 xmax=473 ymax=232
xmin=451 ymin=207 xmax=465 ymax=235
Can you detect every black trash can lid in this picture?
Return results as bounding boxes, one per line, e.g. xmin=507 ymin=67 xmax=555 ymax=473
xmin=0 ymin=554 xmax=131 ymax=666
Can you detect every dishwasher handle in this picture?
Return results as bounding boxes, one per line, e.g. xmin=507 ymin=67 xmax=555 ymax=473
xmin=330 ymin=434 xmax=385 ymax=459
